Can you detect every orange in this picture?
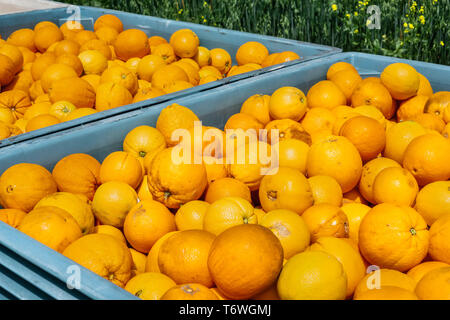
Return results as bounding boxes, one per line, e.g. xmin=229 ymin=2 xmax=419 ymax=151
xmin=56 ymin=53 xmax=83 ymax=76
xmin=327 ymin=61 xmax=358 ymax=79
xmin=415 ymin=181 xmax=450 ymax=226
xmin=358 ymin=157 xmax=401 ymax=204
xmin=175 ymin=200 xmax=210 ymax=230
xmin=224 ymin=112 xmax=263 ymax=132
xmin=272 ymin=51 xmax=301 ymax=65
xmin=34 ymin=26 xmax=63 ymax=53
xmin=415 ymin=267 xmax=450 ymax=300
xmin=17 ymin=46 xmax=36 ymax=65
xmin=137 ymin=175 xmax=153 ymax=201
xmin=95 ymin=82 xmax=133 ymax=112
xmin=95 ymin=27 xmax=119 ymax=45
xmin=259 ymin=167 xmax=313 ymax=215
xmin=91 ymin=181 xmax=138 ymax=228
xmin=203 ymin=157 xmax=228 ymax=185
xmin=384 ymin=120 xmax=427 ymax=164
xmin=123 ymin=125 xmax=166 ymax=159
xmin=208 ymin=224 xmax=283 ymax=299
xmin=34 ymin=21 xmax=58 ymax=32
xmin=343 ymin=188 xmax=369 ymax=205
xmin=161 ymin=283 xmax=218 ymax=300
xmin=277 ymin=139 xmax=310 ymax=174
xmin=31 ymin=52 xmax=57 ymax=81
xmin=301 ymin=204 xmax=349 ymax=242
xmin=330 ymin=106 xmax=359 ymax=135
xmin=269 ymin=86 xmax=307 ymax=121
xmin=40 ymin=63 xmax=78 ymax=93
xmin=25 ymin=114 xmax=60 ymax=132
xmin=132 ymin=87 xmax=165 ymax=103
xmin=309 ymin=236 xmax=366 ymax=297
xmin=307 ymin=80 xmax=347 ymax=110
xmin=0 ymin=54 xmax=17 ymax=86
xmin=198 ymin=65 xmax=223 ymax=80
xmin=151 ymin=43 xmax=176 ymax=64
xmin=148 ymin=36 xmax=168 ymax=53
xmin=381 ymin=63 xmax=420 ymax=100
xmin=353 ymin=268 xmax=416 ymax=298
xmin=60 ymin=20 xmax=84 ymax=35
xmin=173 ymin=60 xmax=199 ymax=85
xmin=397 ymin=95 xmax=429 ymax=121
xmin=136 ymin=54 xmax=165 ymax=81
xmin=329 ymin=68 xmax=362 ymax=104
xmin=428 ymin=213 xmax=450 ymax=264
xmin=236 ymin=41 xmax=269 ymax=66
xmin=193 ymin=46 xmax=211 ymax=67
xmin=7 ymin=28 xmax=36 ymax=52
xmin=339 ymin=116 xmax=386 ymax=161
xmin=417 ymin=73 xmax=433 ymax=97
xmin=100 ymin=65 xmax=138 ymax=95
xmin=151 ymin=64 xmax=189 ymax=91
xmin=259 ymin=209 xmax=310 ymax=259
xmin=52 ymin=153 xmax=101 ymax=200
xmin=277 ymin=250 xmax=347 ymax=300
xmin=306 ymin=135 xmax=362 ymax=193
xmin=261 ymin=52 xmax=279 ymax=68
xmin=63 ymin=233 xmax=132 ymax=287
xmin=240 ymin=94 xmax=271 ymax=126
xmin=80 ymin=39 xmax=112 ymax=60
xmin=94 ymin=14 xmax=124 ymax=33
xmin=4 ymin=70 xmax=34 ymax=94
xmin=340 ymin=202 xmax=371 ymax=244
xmin=407 ymin=261 xmax=450 ymax=284
xmin=49 ymin=77 xmax=96 ymax=109
xmin=129 ymin=248 xmax=147 ymax=277
xmin=359 ymin=203 xmax=429 ymax=272
xmin=203 ymin=197 xmax=256 ymax=235
xmin=308 ymin=175 xmax=343 ymax=206
xmin=35 ymin=192 xmax=94 ymax=235
xmin=145 ymin=231 xmax=179 ymax=273
xmin=65 ymin=107 xmax=97 ymax=121
xmin=354 ymin=286 xmax=419 ymax=300
xmin=156 ymin=103 xmax=199 ymax=146
xmin=351 ymin=79 xmax=395 ymax=119
xmin=0 ymin=208 xmax=27 ymax=228
xmin=301 ymin=107 xmax=336 ymax=135
xmin=0 ymin=89 xmax=32 ymax=121
xmin=209 ymin=48 xmax=232 ymax=74
xmin=413 ymin=113 xmax=446 ymax=132
xmin=402 ymin=133 xmax=450 ymax=186
xmin=123 ymin=200 xmax=176 ymax=253
xmin=114 ymin=29 xmax=150 ymax=61
xmin=99 ymin=151 xmax=143 ymax=189
xmin=18 ymin=206 xmax=81 ymax=252
xmin=169 ymin=29 xmax=199 ymax=58
xmin=80 ymin=74 xmax=101 ymax=92
xmin=158 ymin=230 xmax=215 ymax=287
xmin=92 ymin=224 xmax=127 ymax=245
xmin=0 ymin=44 xmax=24 ymax=74
xmin=125 ymin=272 xmax=176 ymax=300
xmin=78 ymin=49 xmax=108 ymax=75
xmin=426 ymin=91 xmax=450 ymax=122
xmin=205 ymin=177 xmax=251 ymax=204
xmin=53 ymin=39 xmax=80 ymax=56
xmin=372 ymin=167 xmax=418 ymax=206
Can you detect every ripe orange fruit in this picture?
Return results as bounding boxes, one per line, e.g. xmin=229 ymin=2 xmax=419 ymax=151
xmin=100 ymin=65 xmax=138 ymax=95
xmin=133 ymin=87 xmax=165 ymax=103
xmin=358 ymin=157 xmax=400 ymax=204
xmin=95 ymin=82 xmax=133 ymax=112
xmin=351 ymin=78 xmax=395 ymax=119
xmin=79 ymin=39 xmax=112 ymax=60
xmin=151 ymin=43 xmax=176 ymax=64
xmin=306 ymin=135 xmax=362 ymax=193
xmin=94 ymin=26 xmax=119 ymax=46
xmin=94 ymin=14 xmax=124 ymax=33
xmin=381 ymin=63 xmax=420 ymax=100
xmin=114 ymin=29 xmax=150 ymax=61
xmin=340 ymin=202 xmax=371 ymax=244
xmin=208 ymin=224 xmax=283 ymax=299
xmin=65 ymin=107 xmax=98 ymax=121
xmin=329 ymin=68 xmax=362 ymax=104
xmin=199 ymin=65 xmax=223 ymax=80
xmin=224 ymin=112 xmax=263 ymax=132
xmin=272 ymin=51 xmax=301 ymax=65
xmin=123 ymin=125 xmax=166 ymax=160
xmin=0 ymin=53 xmax=16 ymax=86
xmin=60 ymin=20 xmax=84 ymax=36
xmin=415 ymin=181 xmax=450 ymax=226
xmin=236 ymin=41 xmax=269 ymax=66
xmin=413 ymin=113 xmax=446 ymax=132
xmin=240 ymin=94 xmax=271 ymax=126
xmin=74 ymin=30 xmax=98 ymax=46
xmin=78 ymin=49 xmax=108 ymax=75
xmin=407 ymin=261 xmax=450 ymax=284
xmin=426 ymin=91 xmax=450 ymax=122
xmin=402 ymin=133 xmax=450 ymax=186
xmin=416 ymin=73 xmax=433 ymax=97
xmin=264 ymin=118 xmax=311 ymax=145
xmin=125 ymin=272 xmax=176 ymax=300
xmin=397 ymin=95 xmax=429 ymax=121
xmin=137 ymin=175 xmax=153 ymax=201
xmin=7 ymin=28 xmax=36 ymax=52
xmin=261 ymin=52 xmax=279 ymax=68
xmin=161 ymin=283 xmax=218 ymax=300
xmin=17 ymin=46 xmax=36 ymax=65
xmin=327 ymin=62 xmax=358 ymax=80
xmin=359 ymin=203 xmax=429 ymax=272
xmin=209 ymin=48 xmax=232 ymax=74
xmin=136 ymin=54 xmax=165 ymax=82
xmin=31 ymin=52 xmax=57 ymax=81
xmin=415 ymin=267 xmax=450 ymax=300
xmin=301 ymin=204 xmax=349 ymax=242
xmin=372 ymin=167 xmax=419 ymax=206
xmin=384 ymin=120 xmax=427 ymax=164
xmin=4 ymin=70 xmax=34 ymax=94
xmin=0 ymin=208 xmax=27 ymax=228
xmin=34 ymin=26 xmax=63 ymax=53
xmin=123 ymin=200 xmax=176 ymax=253
xmin=145 ymin=231 xmax=179 ymax=273
xmin=307 ymin=80 xmax=347 ymax=110
xmin=193 ymin=46 xmax=211 ymax=67
xmin=277 ymin=139 xmax=310 ymax=174
xmin=56 ymin=53 xmax=83 ymax=76
xmin=277 ymin=250 xmax=347 ymax=300
xmin=158 ymin=230 xmax=215 ymax=287
xmin=49 ymin=77 xmax=96 ymax=109
xmin=269 ymin=86 xmax=307 ymax=121
xmin=148 ymin=35 xmax=168 ymax=53
xmin=93 ymin=224 xmax=127 ymax=245
xmin=151 ymin=64 xmax=189 ymax=91
xmin=99 ymin=151 xmax=143 ymax=189
xmin=169 ymin=29 xmax=199 ymax=58
xmin=259 ymin=209 xmax=310 ymax=259
xmin=259 ymin=167 xmax=313 ymax=215
xmin=40 ymin=63 xmax=78 ymax=93
xmin=52 ymin=153 xmax=101 ymax=200
xmin=0 ymin=89 xmax=32 ymax=121
xmin=91 ymin=181 xmax=138 ymax=228
xmin=0 ymin=44 xmax=24 ymax=74
xmin=300 ymin=107 xmax=336 ymax=135
xmin=354 ymin=286 xmax=419 ymax=300
xmin=205 ymin=177 xmax=251 ymax=204
xmin=308 ymin=175 xmax=343 ymax=207
xmin=63 ymin=233 xmax=132 ymax=287
xmin=175 ymin=200 xmax=210 ymax=230
xmin=428 ymin=213 xmax=450 ymax=264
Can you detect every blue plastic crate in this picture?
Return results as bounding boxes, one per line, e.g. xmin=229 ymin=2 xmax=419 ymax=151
xmin=0 ymin=5 xmax=340 ymax=149
xmin=0 ymin=52 xmax=449 ymax=300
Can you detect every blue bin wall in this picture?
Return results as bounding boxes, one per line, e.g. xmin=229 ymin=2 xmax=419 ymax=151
xmin=0 ymin=5 xmax=340 ymax=149
xmin=0 ymin=52 xmax=449 ymax=300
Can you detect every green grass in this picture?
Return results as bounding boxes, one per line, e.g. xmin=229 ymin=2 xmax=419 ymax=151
xmin=62 ymin=0 xmax=449 ymax=65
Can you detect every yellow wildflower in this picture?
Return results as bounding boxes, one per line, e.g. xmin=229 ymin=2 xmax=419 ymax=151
xmin=354 ymin=12 xmax=358 ymax=16
xmin=346 ymin=13 xmax=351 ymax=18
xmin=354 ymin=29 xmax=359 ymax=34
xmin=419 ymin=15 xmax=425 ymax=25
xmin=409 ymin=23 xmax=414 ymax=29
xmin=178 ymin=9 xmax=183 ymax=14
xmin=403 ymin=22 xmax=408 ymax=27
xmin=419 ymin=6 xmax=424 ymax=13
xmin=331 ymin=4 xmax=338 ymax=11
xmin=441 ymin=41 xmax=445 ymax=46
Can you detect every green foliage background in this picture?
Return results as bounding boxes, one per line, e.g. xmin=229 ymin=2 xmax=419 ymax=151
xmin=62 ymin=0 xmax=449 ymax=65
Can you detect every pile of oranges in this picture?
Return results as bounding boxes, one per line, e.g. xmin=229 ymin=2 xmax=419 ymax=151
xmin=0 ymin=13 xmax=300 ymax=140
xmin=1 ymin=55 xmax=450 ymax=300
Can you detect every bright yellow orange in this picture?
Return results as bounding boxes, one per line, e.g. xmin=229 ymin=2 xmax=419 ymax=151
xmin=301 ymin=204 xmax=349 ymax=242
